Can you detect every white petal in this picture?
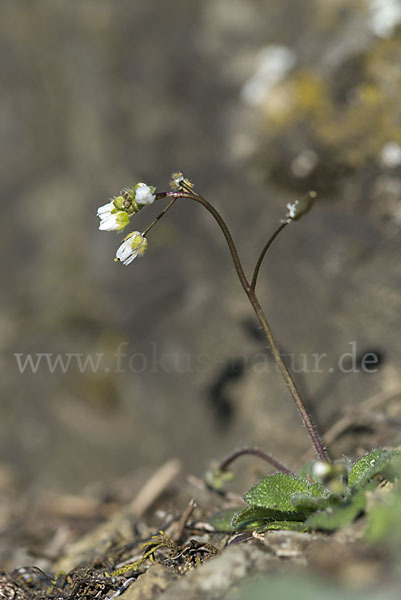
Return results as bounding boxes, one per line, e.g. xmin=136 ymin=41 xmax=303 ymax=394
xmin=97 ymin=201 xmax=114 ymax=216
xmin=116 ymin=240 xmax=132 ymax=261
xmin=122 ymin=254 xmax=136 ymax=266
xmin=135 ymin=184 xmax=155 ymax=205
xmin=99 ymin=214 xmax=119 ymax=231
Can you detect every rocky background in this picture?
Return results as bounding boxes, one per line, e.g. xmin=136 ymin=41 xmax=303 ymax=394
xmin=0 ymin=0 xmax=400 ymax=525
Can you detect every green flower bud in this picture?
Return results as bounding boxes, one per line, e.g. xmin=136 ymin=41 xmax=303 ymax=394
xmin=286 ymin=191 xmax=317 ymax=221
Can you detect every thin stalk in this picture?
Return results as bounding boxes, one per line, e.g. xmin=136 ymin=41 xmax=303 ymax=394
xmin=219 ymin=447 xmax=293 ymax=474
xmin=143 ymin=196 xmax=177 ymax=236
xmin=251 ymin=221 xmax=288 ymax=291
xmin=160 ymin=190 xmax=329 ymax=462
xmin=246 ymin=288 xmax=329 ymax=462
xmin=164 ymin=191 xmax=250 ymax=292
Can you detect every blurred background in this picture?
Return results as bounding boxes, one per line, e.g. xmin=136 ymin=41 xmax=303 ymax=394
xmin=1 ymin=0 xmax=401 ymax=501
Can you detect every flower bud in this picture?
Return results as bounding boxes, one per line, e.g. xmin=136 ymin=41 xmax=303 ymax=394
xmin=113 ymin=193 xmax=139 ymax=215
xmin=134 ymin=183 xmax=156 ymax=205
xmin=115 ymin=231 xmax=148 ymax=265
xmin=286 ymin=191 xmax=317 ymax=222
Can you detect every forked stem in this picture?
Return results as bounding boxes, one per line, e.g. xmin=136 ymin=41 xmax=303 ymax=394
xmin=143 ymin=197 xmax=177 ymax=236
xmin=157 ymin=189 xmax=329 ymax=462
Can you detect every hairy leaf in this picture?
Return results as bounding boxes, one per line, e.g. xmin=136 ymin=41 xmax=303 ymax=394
xmin=232 ymin=506 xmax=298 ymax=530
xmin=291 ymin=492 xmax=337 ymax=511
xmin=256 ymin=520 xmax=307 ymax=533
xmin=348 ymin=449 xmax=391 ymax=488
xmin=381 ymin=449 xmax=401 ymax=482
xmin=245 ymin=473 xmax=327 ymax=512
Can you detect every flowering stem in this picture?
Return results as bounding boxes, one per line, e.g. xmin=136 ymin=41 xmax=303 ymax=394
xmin=164 ymin=191 xmax=250 ymax=292
xmin=219 ymin=447 xmax=293 ymax=474
xmin=246 ymin=288 xmax=329 ymax=462
xmin=251 ymin=221 xmax=288 ymax=291
xmin=162 ymin=190 xmax=329 ymax=462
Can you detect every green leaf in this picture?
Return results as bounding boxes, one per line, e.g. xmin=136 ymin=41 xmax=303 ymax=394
xmin=245 ymin=473 xmax=327 ymax=512
xmin=305 ymin=488 xmax=367 ymax=531
xmin=256 ymin=521 xmax=307 ymax=533
xmin=290 ymin=492 xmax=337 ymax=511
xmin=381 ymin=449 xmax=401 ymax=482
xmin=232 ymin=506 xmax=295 ymax=530
xmin=209 ymin=507 xmax=245 ymax=532
xmin=348 ymin=449 xmax=391 ymax=488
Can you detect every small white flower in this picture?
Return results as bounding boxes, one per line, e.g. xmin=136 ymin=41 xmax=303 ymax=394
xmin=99 ymin=211 xmax=129 ymax=231
xmin=97 ymin=201 xmax=130 ymax=231
xmin=135 ymin=183 xmax=156 ymax=205
xmin=115 ymin=231 xmax=148 ymax=265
